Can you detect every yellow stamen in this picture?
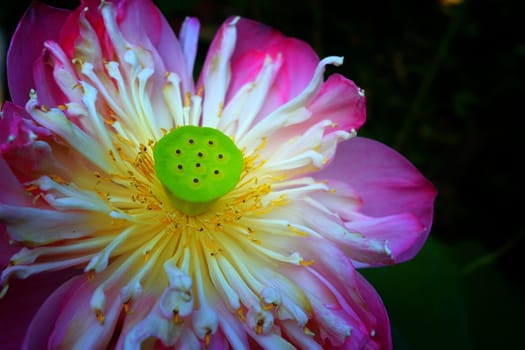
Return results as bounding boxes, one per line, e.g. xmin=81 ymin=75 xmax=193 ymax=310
xmin=288 ymin=224 xmax=308 ymax=237
xmin=49 ymin=174 xmax=69 ymax=184
xmin=94 ymin=309 xmax=105 ymax=325
xmin=236 ymin=307 xmax=245 ymax=321
xmin=256 ymin=319 xmax=264 ymax=334
xmin=300 ymin=259 xmax=315 ymax=266
xmin=204 ymin=331 xmax=211 ymax=347
xmin=304 ymin=326 xmax=315 ymax=336
xmin=87 ymin=269 xmax=95 ymax=282
xmin=123 ymin=301 xmax=132 ymax=314
xmin=172 ymin=310 xmax=183 ymax=325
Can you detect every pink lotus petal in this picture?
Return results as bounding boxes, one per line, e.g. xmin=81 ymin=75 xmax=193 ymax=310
xmin=179 ymin=17 xmax=200 ymax=78
xmin=115 ymin=0 xmax=194 ymax=93
xmin=22 ymin=272 xmax=81 ymax=350
xmin=0 ymin=269 xmax=79 ymax=350
xmin=317 ymin=137 xmax=437 ymax=263
xmin=49 ymin=273 xmax=122 ymax=348
xmin=202 ymin=17 xmax=318 ymax=118
xmin=0 ymin=102 xmax=56 ymax=183
xmin=7 ymin=2 xmax=71 ymax=106
xmin=307 ymin=73 xmax=366 ymax=133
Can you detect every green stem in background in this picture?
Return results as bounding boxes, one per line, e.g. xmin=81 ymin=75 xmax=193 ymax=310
xmin=395 ymin=1 xmax=467 ymax=151
xmin=461 ymin=229 xmax=525 ymax=274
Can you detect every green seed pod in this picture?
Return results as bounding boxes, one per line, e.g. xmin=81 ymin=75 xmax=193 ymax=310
xmin=153 ymin=126 xmax=244 ymax=215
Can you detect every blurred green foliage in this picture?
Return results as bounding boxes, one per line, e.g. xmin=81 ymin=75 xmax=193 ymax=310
xmin=1 ymin=0 xmax=523 ymax=348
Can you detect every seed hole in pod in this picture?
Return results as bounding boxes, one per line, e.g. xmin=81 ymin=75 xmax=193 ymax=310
xmin=218 ymin=154 xmax=224 ymax=159
xmin=214 ymin=170 xmax=220 ymax=175
xmin=175 ymin=149 xmax=182 ymax=155
xmin=208 ymin=140 xmax=214 ymax=146
xmin=195 ymin=163 xmax=201 ymax=168
xmin=198 ymin=152 xmax=204 ymax=158
xmin=177 ymin=164 xmax=183 ymax=170
xmin=188 ymin=139 xmax=194 ymax=144
xmin=193 ymin=178 xmax=199 ymax=183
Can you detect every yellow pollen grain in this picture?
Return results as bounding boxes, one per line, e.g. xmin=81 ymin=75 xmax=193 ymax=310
xmin=94 ymin=309 xmax=105 ymax=325
xmin=31 ymin=193 xmax=43 ymax=205
xmin=255 ymin=137 xmax=267 ymax=153
xmin=288 ymin=224 xmax=308 ymax=237
xmin=25 ymin=184 xmax=39 ymax=192
xmin=103 ymin=117 xmax=116 ymax=126
xmin=304 ymin=326 xmax=315 ymax=336
xmin=262 ymin=303 xmax=274 ymax=311
xmin=115 ymin=134 xmax=135 ymax=147
xmin=205 ymin=331 xmax=211 ymax=347
xmin=49 ymin=174 xmax=69 ymax=185
xmin=236 ymin=307 xmax=245 ymax=321
xmin=185 ymin=92 xmax=191 ymax=107
xmin=87 ymin=269 xmax=95 ymax=282
xmin=144 ymin=250 xmax=151 ymax=262
xmin=108 ymin=149 xmax=116 ymax=162
xmin=256 ymin=319 xmax=264 ymax=334
xmin=217 ymin=102 xmax=224 ymax=118
xmin=172 ymin=310 xmax=181 ymax=324
xmin=123 ymin=301 xmax=132 ymax=314
xmin=300 ymin=259 xmax=315 ymax=267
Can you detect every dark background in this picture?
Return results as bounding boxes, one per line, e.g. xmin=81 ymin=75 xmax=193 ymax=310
xmin=1 ymin=0 xmax=523 ymax=349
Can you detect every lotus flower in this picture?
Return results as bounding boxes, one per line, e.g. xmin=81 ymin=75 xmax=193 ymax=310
xmin=0 ymin=0 xmax=436 ymax=349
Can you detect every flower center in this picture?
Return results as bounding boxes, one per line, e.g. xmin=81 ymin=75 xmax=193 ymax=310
xmin=153 ymin=126 xmax=244 ymax=215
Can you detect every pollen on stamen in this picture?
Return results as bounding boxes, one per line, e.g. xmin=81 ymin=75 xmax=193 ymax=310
xmin=300 ymin=259 xmax=315 ymax=266
xmin=304 ymin=326 xmax=315 ymax=337
xmin=123 ymin=300 xmax=132 ymax=314
xmin=204 ymin=331 xmax=212 ymax=347
xmin=94 ymin=309 xmax=105 ymax=325
xmin=108 ymin=149 xmax=116 ymax=162
xmin=87 ymin=269 xmax=95 ymax=282
xmin=144 ymin=250 xmax=151 ymax=262
xmin=197 ymin=85 xmax=204 ymax=97
xmin=71 ymin=57 xmax=83 ymax=65
xmin=262 ymin=303 xmax=274 ymax=311
xmin=32 ymin=193 xmax=43 ymax=205
xmin=49 ymin=174 xmax=69 ymax=185
xmin=172 ymin=310 xmax=183 ymax=325
xmin=254 ymin=137 xmax=267 ymax=153
xmin=217 ymin=101 xmax=224 ymax=118
xmin=287 ymin=224 xmax=308 ymax=236
xmin=236 ymin=307 xmax=245 ymax=321
xmin=255 ymin=319 xmax=265 ymax=335
xmin=25 ymin=184 xmax=39 ymax=192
